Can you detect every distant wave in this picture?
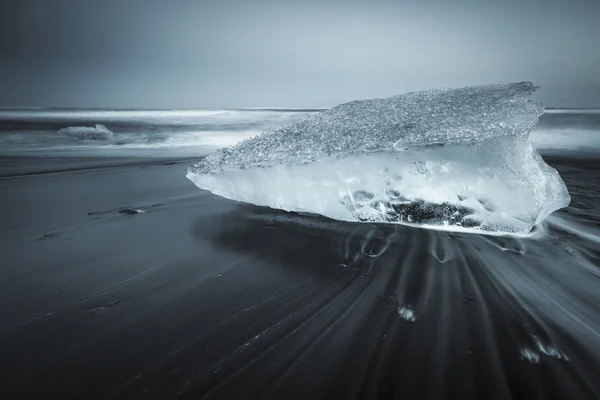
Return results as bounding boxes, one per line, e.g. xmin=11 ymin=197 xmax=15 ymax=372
xmin=544 ymin=108 xmax=600 ymax=114
xmin=531 ymin=127 xmax=600 ymax=152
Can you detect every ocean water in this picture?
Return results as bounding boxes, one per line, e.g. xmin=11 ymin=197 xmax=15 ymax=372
xmin=0 ymin=108 xmax=321 ymax=157
xmin=1 ymin=108 xmax=599 ymax=157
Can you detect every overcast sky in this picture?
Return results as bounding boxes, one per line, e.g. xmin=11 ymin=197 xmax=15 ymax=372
xmin=1 ymin=0 xmax=599 ymax=108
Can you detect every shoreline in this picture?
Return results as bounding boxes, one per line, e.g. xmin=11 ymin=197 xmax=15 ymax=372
xmin=0 ymin=154 xmax=201 ymax=178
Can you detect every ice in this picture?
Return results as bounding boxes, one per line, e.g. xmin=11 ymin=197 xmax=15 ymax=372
xmin=187 ymin=82 xmax=570 ymax=234
xmin=60 ymin=124 xmax=113 ymax=140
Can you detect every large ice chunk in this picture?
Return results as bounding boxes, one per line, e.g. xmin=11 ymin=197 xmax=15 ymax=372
xmin=187 ymin=82 xmax=570 ymax=233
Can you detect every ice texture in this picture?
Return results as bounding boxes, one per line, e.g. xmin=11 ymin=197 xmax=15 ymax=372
xmin=60 ymin=124 xmax=113 ymax=140
xmin=187 ymin=82 xmax=570 ymax=233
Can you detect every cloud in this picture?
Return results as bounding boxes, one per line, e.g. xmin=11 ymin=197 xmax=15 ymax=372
xmin=1 ymin=0 xmax=599 ymax=107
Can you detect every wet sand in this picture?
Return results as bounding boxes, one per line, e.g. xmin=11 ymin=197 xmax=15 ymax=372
xmin=1 ymin=155 xmax=599 ymax=399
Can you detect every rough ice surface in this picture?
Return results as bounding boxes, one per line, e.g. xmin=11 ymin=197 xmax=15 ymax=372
xmin=60 ymin=124 xmax=113 ymax=140
xmin=187 ymin=82 xmax=570 ymax=234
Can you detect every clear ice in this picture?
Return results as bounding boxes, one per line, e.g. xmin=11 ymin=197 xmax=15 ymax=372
xmin=187 ymin=82 xmax=570 ymax=234
xmin=60 ymin=124 xmax=114 ymax=140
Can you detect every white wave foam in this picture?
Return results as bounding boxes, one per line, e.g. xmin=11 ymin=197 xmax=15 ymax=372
xmin=159 ymin=130 xmax=262 ymax=148
xmin=531 ymin=128 xmax=600 ymax=152
xmin=544 ymin=108 xmax=600 ymax=114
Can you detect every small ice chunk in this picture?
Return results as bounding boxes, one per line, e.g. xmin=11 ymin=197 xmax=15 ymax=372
xmin=519 ymin=347 xmax=541 ymax=364
xmin=60 ymin=124 xmax=113 ymax=140
xmin=398 ymin=306 xmax=417 ymax=322
xmin=187 ymin=82 xmax=570 ymax=234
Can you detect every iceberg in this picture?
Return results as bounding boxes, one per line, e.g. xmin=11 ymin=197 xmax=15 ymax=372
xmin=60 ymin=124 xmax=113 ymax=140
xmin=187 ymin=82 xmax=570 ymax=234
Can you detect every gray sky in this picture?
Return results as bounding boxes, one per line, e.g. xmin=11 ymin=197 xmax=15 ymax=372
xmin=1 ymin=0 xmax=599 ymax=108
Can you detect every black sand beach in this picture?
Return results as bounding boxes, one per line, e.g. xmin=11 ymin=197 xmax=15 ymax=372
xmin=3 ymin=0 xmax=600 ymax=396
xmin=1 ymin=154 xmax=599 ymax=399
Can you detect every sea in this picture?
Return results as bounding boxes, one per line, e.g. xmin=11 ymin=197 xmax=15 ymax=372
xmin=0 ymin=108 xmax=321 ymax=158
xmin=1 ymin=107 xmax=599 ymax=157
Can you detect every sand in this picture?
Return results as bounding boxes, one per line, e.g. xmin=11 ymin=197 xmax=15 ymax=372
xmin=1 ymin=155 xmax=600 ymax=399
